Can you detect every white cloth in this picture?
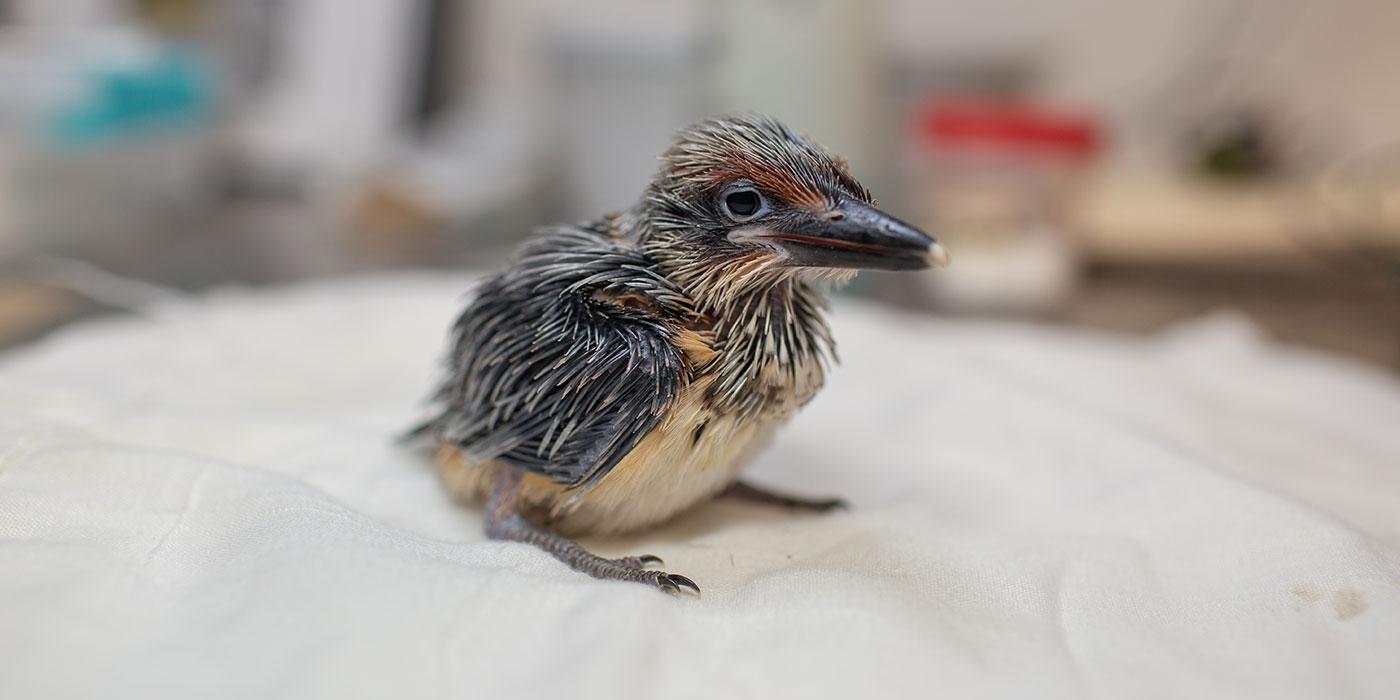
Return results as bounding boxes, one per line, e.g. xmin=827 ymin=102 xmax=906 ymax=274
xmin=1 ymin=273 xmax=1397 ymax=700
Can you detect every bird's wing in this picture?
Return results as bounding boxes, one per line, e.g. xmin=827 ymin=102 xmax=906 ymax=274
xmin=424 ymin=225 xmax=695 ymax=488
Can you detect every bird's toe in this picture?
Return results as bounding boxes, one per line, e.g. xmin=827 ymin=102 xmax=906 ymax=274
xmin=653 ymin=572 xmax=701 ymax=596
xmin=613 ymin=554 xmax=664 ymax=569
xmin=811 ymin=497 xmax=849 ymax=512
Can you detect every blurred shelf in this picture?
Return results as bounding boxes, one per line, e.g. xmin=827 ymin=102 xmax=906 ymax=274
xmin=1075 ymin=171 xmax=1400 ymax=266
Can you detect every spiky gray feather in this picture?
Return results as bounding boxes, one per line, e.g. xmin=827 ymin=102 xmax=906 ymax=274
xmin=413 ymin=114 xmax=855 ymax=489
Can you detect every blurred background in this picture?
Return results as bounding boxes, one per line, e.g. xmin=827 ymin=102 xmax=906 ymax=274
xmin=1 ymin=0 xmax=1397 ymax=371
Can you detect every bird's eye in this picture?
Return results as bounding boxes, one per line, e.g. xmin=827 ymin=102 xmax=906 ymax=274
xmin=721 ymin=188 xmax=765 ymax=222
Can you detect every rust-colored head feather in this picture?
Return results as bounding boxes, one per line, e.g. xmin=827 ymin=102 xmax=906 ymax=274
xmin=656 ymin=114 xmax=872 ymax=212
xmin=634 ymin=114 xmax=882 ymax=312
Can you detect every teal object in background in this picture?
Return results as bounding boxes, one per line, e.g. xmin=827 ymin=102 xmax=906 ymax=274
xmin=46 ymin=45 xmax=214 ymax=147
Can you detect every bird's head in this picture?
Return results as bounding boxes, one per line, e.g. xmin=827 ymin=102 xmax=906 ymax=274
xmin=637 ymin=114 xmax=947 ymax=297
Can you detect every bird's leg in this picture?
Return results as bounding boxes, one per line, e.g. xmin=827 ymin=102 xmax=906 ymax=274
xmin=722 ymin=479 xmax=848 ymax=512
xmin=484 ymin=467 xmax=699 ymax=595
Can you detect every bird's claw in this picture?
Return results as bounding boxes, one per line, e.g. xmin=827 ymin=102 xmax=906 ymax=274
xmin=606 ymin=558 xmax=698 ymax=594
xmin=610 ymin=557 xmax=697 ymax=594
xmin=776 ymin=496 xmax=847 ymax=512
xmin=614 ymin=554 xmax=664 ymax=569
xmin=653 ymin=572 xmax=700 ymax=596
xmin=724 ymin=482 xmax=850 ymax=513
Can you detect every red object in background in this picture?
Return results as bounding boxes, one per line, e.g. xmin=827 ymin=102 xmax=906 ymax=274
xmin=916 ymin=98 xmax=1103 ymax=161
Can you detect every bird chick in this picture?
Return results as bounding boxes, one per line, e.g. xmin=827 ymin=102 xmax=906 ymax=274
xmin=410 ymin=114 xmax=947 ymax=594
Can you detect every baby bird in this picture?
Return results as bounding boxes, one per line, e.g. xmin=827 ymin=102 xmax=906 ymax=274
xmin=410 ymin=114 xmax=947 ymax=593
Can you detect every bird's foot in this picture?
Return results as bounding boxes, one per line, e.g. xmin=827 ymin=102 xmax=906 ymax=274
xmin=723 ymin=479 xmax=847 ymax=512
xmin=485 ymin=468 xmax=700 ymax=595
xmin=591 ymin=558 xmax=698 ymax=594
xmin=495 ymin=516 xmax=699 ymax=594
xmin=604 ymin=557 xmax=699 ymax=594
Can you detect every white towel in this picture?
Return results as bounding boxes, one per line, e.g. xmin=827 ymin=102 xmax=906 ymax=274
xmin=1 ymin=273 xmax=1396 ymax=699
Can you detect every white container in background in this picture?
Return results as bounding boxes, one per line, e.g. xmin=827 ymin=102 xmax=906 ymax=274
xmin=908 ymin=98 xmax=1100 ymax=313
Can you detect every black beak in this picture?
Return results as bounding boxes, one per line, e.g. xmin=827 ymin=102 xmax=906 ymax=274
xmin=737 ymin=200 xmax=949 ymax=271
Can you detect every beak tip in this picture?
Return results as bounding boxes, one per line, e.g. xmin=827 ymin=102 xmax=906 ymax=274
xmin=924 ymin=242 xmax=951 ymax=269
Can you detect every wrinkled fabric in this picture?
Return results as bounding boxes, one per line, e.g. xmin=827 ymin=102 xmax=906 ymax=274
xmin=1 ymin=274 xmax=1397 ymax=700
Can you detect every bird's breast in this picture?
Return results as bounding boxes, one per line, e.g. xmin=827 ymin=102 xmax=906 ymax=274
xmin=436 ymin=306 xmax=831 ymax=536
xmin=544 ymin=320 xmax=830 ymax=531
xmin=536 ymin=374 xmax=774 ymax=535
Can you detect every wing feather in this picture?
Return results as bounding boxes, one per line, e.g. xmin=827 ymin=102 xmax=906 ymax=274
xmin=419 ymin=225 xmax=693 ymax=488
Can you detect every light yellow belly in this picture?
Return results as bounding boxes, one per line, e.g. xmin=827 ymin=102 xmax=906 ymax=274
xmin=437 ymin=386 xmax=782 ymax=536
